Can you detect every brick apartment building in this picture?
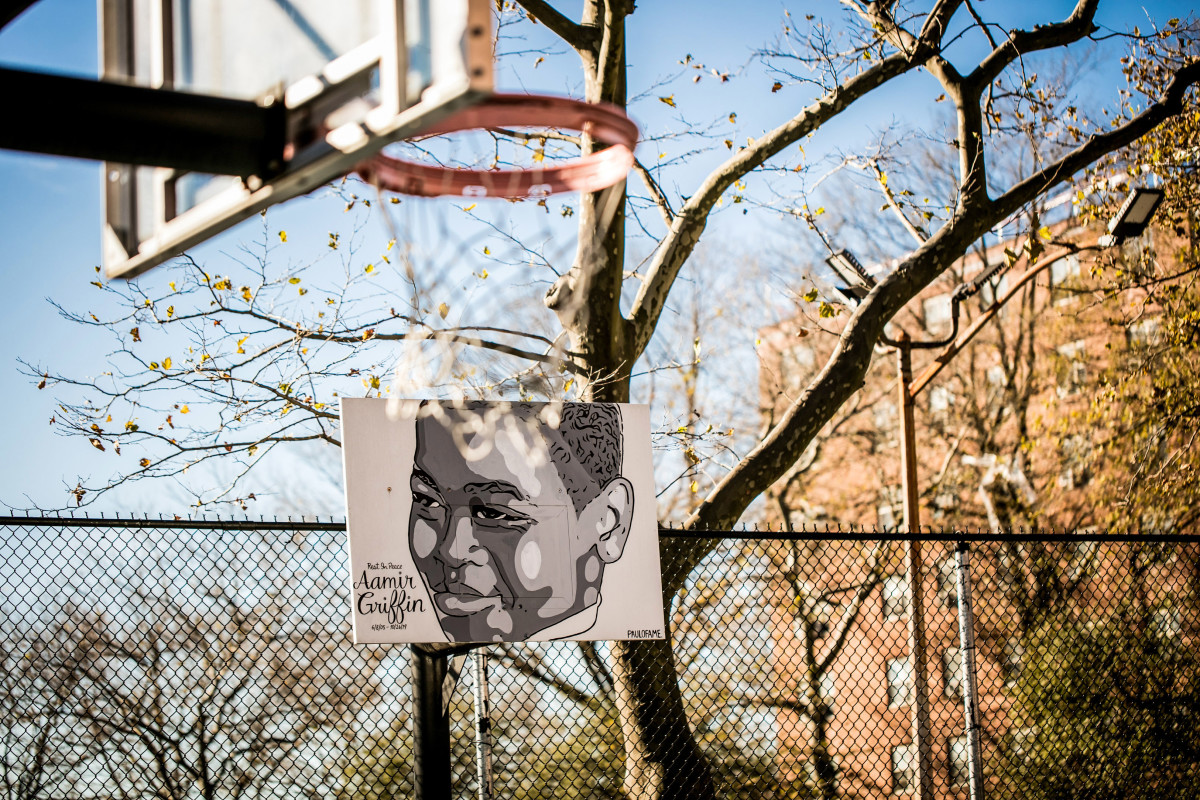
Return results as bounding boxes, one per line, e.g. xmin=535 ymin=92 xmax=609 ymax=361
xmin=756 ymin=213 xmax=1198 ymax=797
xmin=758 ymin=212 xmax=1172 ymax=533
xmin=760 ymin=534 xmax=1195 ymax=798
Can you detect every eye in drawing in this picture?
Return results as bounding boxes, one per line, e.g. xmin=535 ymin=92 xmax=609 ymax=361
xmin=470 ymin=501 xmax=532 ymax=526
xmin=411 ymin=476 xmax=444 ymax=509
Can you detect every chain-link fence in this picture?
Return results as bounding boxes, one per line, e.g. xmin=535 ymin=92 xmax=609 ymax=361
xmin=2 ymin=516 xmax=1197 ymax=799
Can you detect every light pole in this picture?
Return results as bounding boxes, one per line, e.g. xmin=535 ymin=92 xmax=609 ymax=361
xmin=824 ymin=187 xmax=1163 ymax=800
xmin=826 ymin=253 xmax=969 ymax=800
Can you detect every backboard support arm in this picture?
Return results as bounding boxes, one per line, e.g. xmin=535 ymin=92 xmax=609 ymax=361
xmin=0 ymin=67 xmax=287 ymax=177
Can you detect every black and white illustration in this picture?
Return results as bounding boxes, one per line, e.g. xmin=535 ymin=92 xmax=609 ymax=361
xmin=342 ymin=399 xmax=664 ymax=643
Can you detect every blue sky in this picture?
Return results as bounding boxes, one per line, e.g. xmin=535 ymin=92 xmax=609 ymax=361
xmin=0 ymin=0 xmax=1193 ymax=515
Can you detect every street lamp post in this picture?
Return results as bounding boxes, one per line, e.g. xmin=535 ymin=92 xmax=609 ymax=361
xmin=826 ymin=251 xmax=955 ymax=800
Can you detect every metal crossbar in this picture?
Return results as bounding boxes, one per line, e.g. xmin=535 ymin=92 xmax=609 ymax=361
xmin=9 ymin=515 xmax=1197 ymax=542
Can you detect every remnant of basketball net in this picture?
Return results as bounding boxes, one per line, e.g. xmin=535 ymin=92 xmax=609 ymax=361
xmin=356 ymin=94 xmax=638 ymax=198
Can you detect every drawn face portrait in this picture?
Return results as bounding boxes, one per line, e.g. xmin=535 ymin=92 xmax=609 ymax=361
xmin=407 ymin=405 xmax=634 ymax=642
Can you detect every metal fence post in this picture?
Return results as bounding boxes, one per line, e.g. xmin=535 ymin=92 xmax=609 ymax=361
xmin=411 ymin=646 xmax=452 ymax=800
xmin=473 ymin=650 xmax=495 ymax=800
xmin=955 ymin=541 xmax=985 ymax=800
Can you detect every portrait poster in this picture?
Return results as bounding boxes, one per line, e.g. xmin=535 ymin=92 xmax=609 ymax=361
xmin=341 ymin=399 xmax=665 ymax=643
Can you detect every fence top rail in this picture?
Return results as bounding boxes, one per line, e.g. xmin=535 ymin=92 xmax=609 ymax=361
xmin=3 ymin=514 xmax=1197 ymax=543
xmin=0 ymin=513 xmax=349 ymax=532
xmin=659 ymin=528 xmax=1200 ymax=543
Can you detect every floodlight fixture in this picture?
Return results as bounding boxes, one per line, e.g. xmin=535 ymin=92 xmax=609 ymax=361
xmin=826 ymin=249 xmax=877 ymax=306
xmin=956 ymin=257 xmax=1010 ymax=302
xmin=1103 ymin=186 xmax=1164 ymax=244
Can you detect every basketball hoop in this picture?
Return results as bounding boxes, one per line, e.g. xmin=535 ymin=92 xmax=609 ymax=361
xmin=356 ymin=94 xmax=638 ymax=199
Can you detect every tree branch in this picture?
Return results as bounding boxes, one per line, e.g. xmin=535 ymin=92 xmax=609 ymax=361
xmin=818 ymin=543 xmax=885 ymax=671
xmin=632 ymin=156 xmax=676 ymax=226
xmin=680 ymin=50 xmax=1200 ymax=571
xmin=628 ymin=49 xmax=931 ymax=357
xmin=992 ymin=57 xmax=1200 ymax=226
xmin=514 ymin=0 xmax=598 ymax=53
xmin=969 ymin=0 xmax=1100 ymax=92
xmin=868 ymin=159 xmax=929 ymax=244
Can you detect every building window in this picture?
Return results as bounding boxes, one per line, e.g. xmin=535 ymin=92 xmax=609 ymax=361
xmin=1050 ymin=253 xmax=1082 ymax=305
xmin=874 ymin=401 xmax=899 ymax=448
xmin=782 ymin=344 xmax=818 ymax=390
xmin=1140 ymin=511 xmax=1176 ymax=538
xmin=938 ymin=557 xmax=959 ymax=609
xmin=1120 ymin=230 xmax=1157 ymax=277
xmin=1057 ymin=434 xmax=1092 ymax=488
xmin=948 ymin=735 xmax=971 ymax=786
xmin=891 ymin=743 xmax=916 ymax=794
xmin=997 ymin=545 xmax=1017 ymax=590
xmin=887 ymin=657 xmax=914 ymax=707
xmin=1055 ymin=340 xmax=1087 ymax=396
xmin=788 ymin=505 xmax=829 ymax=529
xmin=878 ymin=485 xmax=902 ymax=531
xmin=1002 ymin=638 xmax=1023 ymax=686
xmin=793 ymin=594 xmax=836 ymax=640
xmin=1010 ymin=727 xmax=1038 ymax=759
xmin=1126 ymin=317 xmax=1160 ymax=349
xmin=923 ymin=293 xmax=953 ymax=331
xmin=883 ymin=574 xmax=910 ymax=620
xmin=929 ymin=385 xmax=953 ymax=419
xmin=1067 ymin=540 xmax=1098 ymax=581
xmin=931 ymin=490 xmax=957 ymax=521
xmin=1153 ymin=607 xmax=1182 ymax=639
xmin=820 ymin=671 xmax=837 ymax=705
xmin=943 ymin=646 xmax=963 ymax=699
xmin=986 ymin=364 xmax=1006 ymax=387
xmin=985 ymin=364 xmax=1010 ymax=412
xmin=978 ymin=273 xmax=1010 ymax=306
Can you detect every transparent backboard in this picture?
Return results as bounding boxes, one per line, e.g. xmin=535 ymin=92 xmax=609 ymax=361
xmin=101 ymin=0 xmax=492 ymax=279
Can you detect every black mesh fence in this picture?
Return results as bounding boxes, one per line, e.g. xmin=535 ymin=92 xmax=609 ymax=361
xmin=1 ymin=516 xmax=1197 ymax=799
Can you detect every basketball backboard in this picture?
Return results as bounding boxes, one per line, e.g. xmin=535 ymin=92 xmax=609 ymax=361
xmin=100 ymin=0 xmax=493 ymax=279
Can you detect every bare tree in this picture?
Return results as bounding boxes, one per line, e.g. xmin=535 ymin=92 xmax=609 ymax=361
xmin=0 ymin=526 xmax=388 ymax=800
xmin=1 ymin=629 xmax=98 ymax=800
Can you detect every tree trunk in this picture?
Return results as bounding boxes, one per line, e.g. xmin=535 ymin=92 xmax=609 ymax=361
xmin=542 ymin=4 xmax=719 ymax=797
xmin=612 ymin=636 xmax=717 ymax=800
xmin=804 ymin=633 xmax=836 ymax=799
xmin=586 ymin=370 xmax=717 ymax=800
xmin=809 ymin=705 xmax=836 ymax=800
